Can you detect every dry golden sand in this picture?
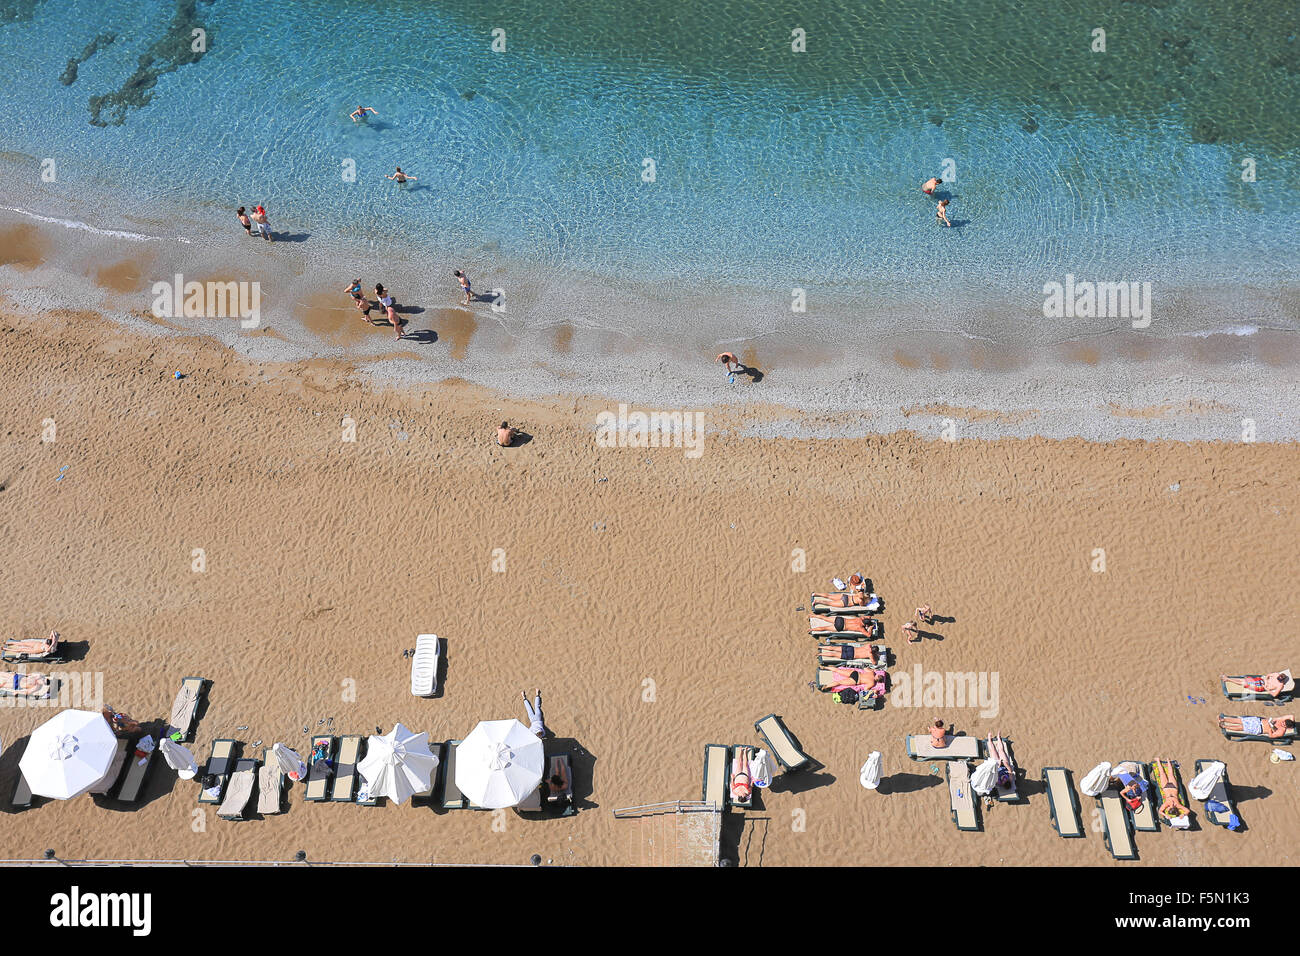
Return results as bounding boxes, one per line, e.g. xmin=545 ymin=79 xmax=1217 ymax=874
xmin=1 ymin=309 xmax=1297 ymax=867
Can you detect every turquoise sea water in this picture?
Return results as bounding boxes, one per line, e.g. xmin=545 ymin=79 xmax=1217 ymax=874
xmin=1 ymin=0 xmax=1298 ymax=336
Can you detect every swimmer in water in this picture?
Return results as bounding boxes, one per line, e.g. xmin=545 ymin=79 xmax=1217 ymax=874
xmin=922 ymin=177 xmax=942 ymax=195
xmin=350 ymin=105 xmax=378 ymax=122
xmin=386 ymin=166 xmax=417 ymax=184
xmin=936 ymin=198 xmax=952 ymax=228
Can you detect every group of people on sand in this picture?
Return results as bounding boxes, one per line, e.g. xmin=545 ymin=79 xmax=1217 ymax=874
xmin=345 ymin=279 xmax=404 ymax=339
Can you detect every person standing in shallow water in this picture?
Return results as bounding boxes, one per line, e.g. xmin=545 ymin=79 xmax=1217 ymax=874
xmin=935 ymin=198 xmax=952 ymax=227
xmin=922 ymin=176 xmax=942 ymax=195
xmin=386 ymin=166 xmax=417 ymax=185
xmin=236 ymin=207 xmax=252 ymax=236
xmin=350 ymin=105 xmax=377 ymax=122
xmin=454 ymin=270 xmax=473 ymax=304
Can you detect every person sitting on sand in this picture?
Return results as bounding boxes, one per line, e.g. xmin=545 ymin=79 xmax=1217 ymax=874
xmin=922 ymin=177 xmax=942 ymax=195
xmin=546 ymin=755 xmax=570 ymax=799
xmin=4 ymin=630 xmax=59 ymax=657
xmin=497 ymin=422 xmax=519 ymax=447
xmin=1154 ymin=758 xmax=1190 ymax=821
xmin=1221 ymin=673 xmax=1290 ymax=698
xmin=2 ymin=671 xmax=50 ymax=696
xmin=1219 ymin=714 xmax=1295 ymax=738
xmin=930 ymin=719 xmax=949 ymax=748
xmin=350 ymin=105 xmax=378 ymax=122
xmin=731 ymin=746 xmax=752 ymax=802
xmin=809 ymin=613 xmax=873 ymax=635
xmin=936 ymin=198 xmax=952 ymax=227
xmin=901 ymin=620 xmax=921 ymax=643
xmin=818 ymin=642 xmax=879 ymax=663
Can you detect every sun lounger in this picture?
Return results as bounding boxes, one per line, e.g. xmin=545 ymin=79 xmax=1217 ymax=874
xmin=1193 ymin=759 xmax=1238 ymax=829
xmin=303 ymin=736 xmax=335 ymax=802
xmin=0 ymin=673 xmax=55 ymax=700
xmin=1098 ymin=788 xmax=1138 ymax=860
xmin=1042 ymin=766 xmax=1084 ymax=838
xmin=2 ymin=635 xmax=64 ymax=664
xmin=1218 ymin=713 xmax=1296 ymax=743
xmin=257 ymin=749 xmax=285 ymax=815
xmin=218 ymin=758 xmax=257 ymax=820
xmin=702 ymin=744 xmax=729 ymax=809
xmin=411 ymin=634 xmax=440 ymax=697
xmin=754 ymin=714 xmax=810 ymax=772
xmin=1148 ymin=760 xmax=1193 ymax=830
xmin=727 ymin=746 xmax=754 ymax=810
xmin=906 ymin=734 xmax=982 ymax=761
xmin=331 ymin=735 xmax=362 ymax=802
xmin=547 ymin=753 xmax=575 ymax=817
xmin=197 ymin=739 xmax=237 ymax=805
xmin=810 ymin=594 xmax=882 ymax=615
xmin=947 ymin=760 xmax=980 ymax=831
xmin=809 ymin=617 xmax=883 ymax=639
xmin=1221 ymin=670 xmax=1294 ymax=702
xmin=817 ymin=642 xmax=886 ymax=666
xmin=1115 ymin=760 xmax=1158 ymax=832
xmin=115 ymin=738 xmax=156 ymax=803
xmin=440 ymin=740 xmax=465 ymax=809
xmin=988 ymin=735 xmax=1019 ymax=801
xmin=88 ymin=740 xmax=130 ymax=795
xmin=165 ymin=677 xmax=207 ymax=742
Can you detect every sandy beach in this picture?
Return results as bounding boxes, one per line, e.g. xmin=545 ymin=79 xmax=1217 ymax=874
xmin=2 ymin=299 xmax=1296 ymax=867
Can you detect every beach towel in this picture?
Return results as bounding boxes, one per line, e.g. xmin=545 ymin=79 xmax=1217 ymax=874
xmin=750 ymin=750 xmax=773 ymax=788
xmin=1080 ymin=762 xmax=1112 ymax=796
xmin=1189 ymin=761 xmax=1225 ymax=801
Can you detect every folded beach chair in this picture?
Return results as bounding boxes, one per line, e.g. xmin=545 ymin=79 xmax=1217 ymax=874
xmin=257 ymin=749 xmax=285 ymax=815
xmin=1115 ymin=760 xmax=1158 ymax=832
xmin=816 ymin=642 xmax=885 ymax=666
xmin=116 ymin=739 xmax=156 ymax=803
xmin=1097 ymin=788 xmax=1138 ymax=860
xmin=754 ymin=714 xmax=810 ymax=772
xmin=906 ymin=734 xmax=982 ymax=761
xmin=727 ymin=746 xmax=753 ymax=810
xmin=303 ymin=736 xmax=335 ymax=802
xmin=1218 ymin=713 xmax=1297 ymax=743
xmin=0 ymin=672 xmax=55 ymax=700
xmin=1193 ymin=759 xmax=1238 ymax=829
xmin=1042 ymin=766 xmax=1084 ymax=838
xmin=947 ymin=760 xmax=980 ymax=831
xmin=198 ymin=739 xmax=237 ymax=805
xmin=547 ymin=753 xmax=575 ymax=817
xmin=411 ymin=634 xmax=440 ymax=697
xmin=165 ymin=677 xmax=207 ymax=742
xmin=1221 ymin=670 xmax=1294 ymax=702
xmin=702 ymin=744 xmax=729 ymax=809
xmin=810 ymin=593 xmax=882 ymax=615
xmin=356 ymin=738 xmax=382 ymax=806
xmin=88 ymin=740 xmax=130 ymax=795
xmin=218 ymin=758 xmax=257 ymax=821
xmin=331 ymin=735 xmax=362 ymax=802
xmin=1 ymin=634 xmax=64 ymax=664
xmin=988 ymin=735 xmax=1018 ymax=802
xmin=439 ymin=740 xmax=466 ymax=810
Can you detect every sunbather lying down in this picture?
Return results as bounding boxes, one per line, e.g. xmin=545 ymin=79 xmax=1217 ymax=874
xmin=1 ymin=671 xmax=51 ymax=696
xmin=3 ymin=630 xmax=59 ymax=657
xmin=811 ymin=578 xmax=872 ymax=608
xmin=809 ymin=614 xmax=872 ymax=635
xmin=1219 ymin=714 xmax=1295 ymax=738
xmin=817 ymin=642 xmax=881 ymax=662
xmin=1152 ymin=758 xmax=1190 ymax=822
xmin=731 ymin=746 xmax=752 ymax=802
xmin=821 ymin=667 xmax=887 ymax=696
xmin=1221 ymin=672 xmax=1291 ymax=698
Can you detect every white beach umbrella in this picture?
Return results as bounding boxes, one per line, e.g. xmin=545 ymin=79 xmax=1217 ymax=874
xmin=19 ymin=709 xmax=118 ymax=800
xmin=357 ymin=723 xmax=438 ymax=804
xmin=1188 ymin=761 xmax=1225 ymax=801
xmin=160 ymin=738 xmax=198 ymax=779
xmin=1080 ymin=762 xmax=1112 ymax=797
xmin=273 ymin=743 xmax=308 ymax=783
xmin=859 ymin=751 xmax=882 ymax=790
xmin=750 ymin=750 xmax=774 ymax=789
xmin=970 ymin=756 xmax=999 ymax=796
xmin=455 ymin=719 xmax=544 ymax=810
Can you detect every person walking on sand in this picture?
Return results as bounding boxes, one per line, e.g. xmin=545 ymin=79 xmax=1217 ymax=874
xmin=922 ymin=176 xmax=942 ymax=195
xmin=236 ymin=206 xmax=252 ymax=236
xmin=345 ymin=278 xmax=364 ymax=302
xmin=935 ymin=198 xmax=952 ymax=228
xmin=384 ymin=301 xmax=402 ymax=339
xmin=716 ymin=352 xmax=740 ymax=373
xmin=386 ymin=166 xmax=417 ymax=185
xmin=251 ymin=205 xmax=272 ymax=241
xmin=497 ymin=421 xmax=519 ymax=447
xmin=916 ymin=604 xmax=934 ymax=625
xmin=354 ymin=294 xmax=376 ymax=325
xmin=902 ymin=620 xmax=921 ymax=643
xmin=350 ymin=105 xmax=378 ymax=122
xmin=453 ymin=269 xmax=473 ymax=304
xmin=522 ymin=689 xmax=547 ymax=738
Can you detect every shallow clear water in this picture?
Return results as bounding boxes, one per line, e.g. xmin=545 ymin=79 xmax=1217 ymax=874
xmin=2 ymin=0 xmax=1298 ymax=338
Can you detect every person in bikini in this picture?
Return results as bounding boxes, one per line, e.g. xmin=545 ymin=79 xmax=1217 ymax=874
xmin=1221 ymin=673 xmax=1290 ymax=698
xmin=546 ymin=755 xmax=570 ymax=799
xmin=811 ymin=573 xmax=870 ymax=608
xmin=901 ymin=620 xmax=921 ymax=643
xmin=930 ymin=718 xmax=949 ymax=748
xmin=344 ymin=278 xmax=364 ymax=302
xmin=2 ymin=671 xmax=50 ymax=695
xmin=1219 ymin=714 xmax=1295 ymax=738
xmin=350 ymin=105 xmax=378 ymax=122
xmin=821 ymin=667 xmax=886 ymax=696
xmin=809 ymin=613 xmax=873 ymax=635
xmin=936 ymin=198 xmax=952 ymax=227
xmin=3 ymin=630 xmax=59 ymax=657
xmin=355 ymin=294 xmax=376 ymax=325
xmin=730 ymin=746 xmax=752 ymax=802
xmin=916 ymin=604 xmax=934 ymax=624
xmin=1154 ymin=758 xmax=1190 ymax=820
xmin=236 ymin=207 xmax=252 ymax=236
